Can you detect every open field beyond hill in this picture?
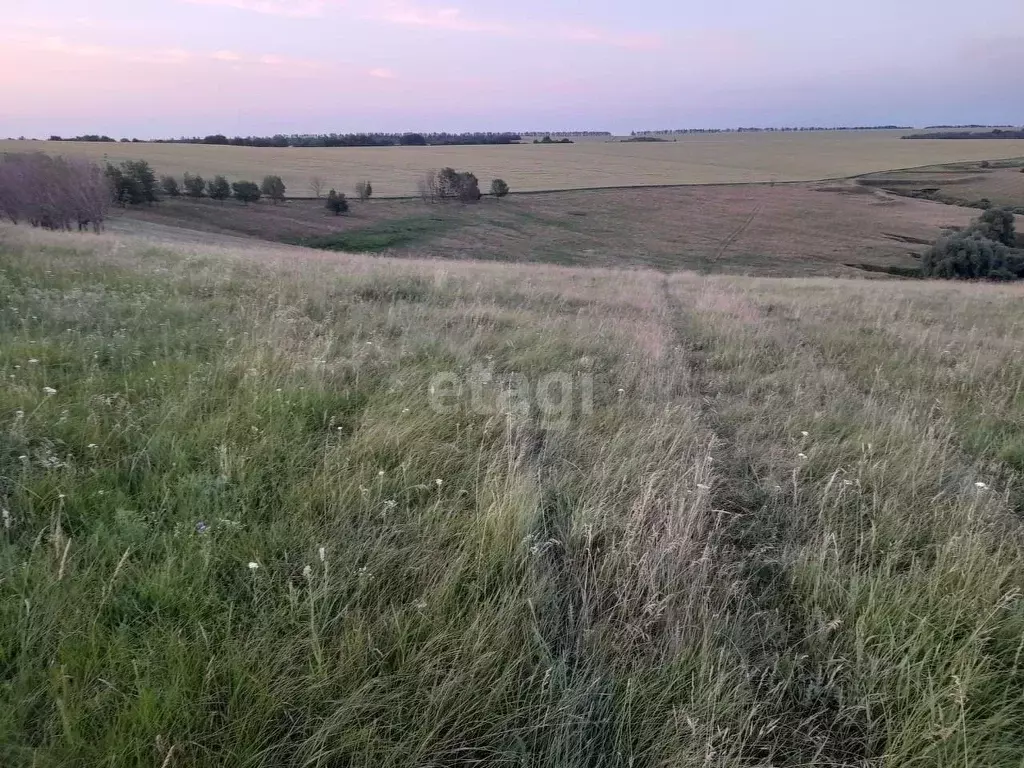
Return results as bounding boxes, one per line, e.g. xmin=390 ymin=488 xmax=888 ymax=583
xmin=114 ymin=181 xmax=976 ymax=275
xmin=2 ymin=224 xmax=1024 ymax=765
xmin=859 ymin=163 xmax=1024 ymax=210
xmin=4 ymin=131 xmax=1024 ymax=197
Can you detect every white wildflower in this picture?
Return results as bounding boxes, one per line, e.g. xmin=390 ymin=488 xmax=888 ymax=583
xmin=378 ymin=470 xmax=385 ymax=477
xmin=302 ymin=565 xmax=313 ymax=580
xmin=2 ymin=508 xmax=10 ymax=529
xmin=43 ymin=387 xmax=57 ymax=396
xmin=248 ymin=561 xmax=260 ymax=571
xmin=975 ymin=482 xmax=989 ymax=490
xmin=87 ymin=443 xmax=98 ymax=449
xmin=28 ymin=359 xmax=39 ymax=364
xmin=318 ymin=546 xmax=326 ymax=562
xmin=402 ymin=408 xmax=410 ymax=414
xmin=801 ymin=431 xmax=809 ymax=437
xmin=797 ymin=453 xmax=808 ymax=460
xmin=435 ymin=479 xmax=443 ymax=487
xmin=696 ymin=483 xmax=711 ymax=491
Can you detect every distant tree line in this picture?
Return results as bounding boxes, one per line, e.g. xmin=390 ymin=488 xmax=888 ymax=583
xmin=520 ymin=131 xmax=612 ymax=138
xmin=632 ymin=126 xmax=913 ymax=136
xmin=49 ymin=135 xmax=118 ymax=143
xmin=0 ymin=153 xmax=111 ymax=231
xmin=903 ymin=129 xmax=1024 ymax=140
xmin=923 ymin=124 xmax=1013 ymax=129
xmin=151 ymin=132 xmax=523 ymax=148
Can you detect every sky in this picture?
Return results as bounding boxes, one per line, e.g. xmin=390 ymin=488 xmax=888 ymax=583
xmin=2 ymin=0 xmax=1022 ymax=137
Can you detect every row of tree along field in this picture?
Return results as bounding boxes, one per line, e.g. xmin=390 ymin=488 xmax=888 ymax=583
xmin=46 ymin=132 xmax=526 ymax=148
xmin=0 ymin=153 xmax=514 ymax=231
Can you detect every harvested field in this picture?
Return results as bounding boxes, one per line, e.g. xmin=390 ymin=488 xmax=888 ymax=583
xmin=4 ymin=132 xmax=1024 ymax=197
xmin=116 ymin=182 xmax=976 ymax=275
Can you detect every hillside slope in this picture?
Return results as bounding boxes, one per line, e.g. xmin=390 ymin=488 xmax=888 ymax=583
xmin=1 ymin=225 xmax=1023 ymax=766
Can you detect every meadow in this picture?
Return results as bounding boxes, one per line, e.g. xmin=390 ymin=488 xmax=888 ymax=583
xmin=2 ymin=223 xmax=1023 ymax=766
xmin=4 ymin=131 xmax=1024 ymax=197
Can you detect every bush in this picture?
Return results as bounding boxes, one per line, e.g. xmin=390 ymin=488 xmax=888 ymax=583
xmin=422 ymin=168 xmax=481 ymax=203
xmin=355 ymin=180 xmax=373 ymax=202
xmin=160 ymin=175 xmax=181 ymax=197
xmin=969 ymin=206 xmax=1016 ymax=246
xmin=183 ymin=173 xmax=206 ymax=198
xmin=208 ymin=175 xmax=231 ymax=201
xmin=106 ymin=159 xmax=158 ymax=205
xmin=232 ymin=181 xmax=261 ymax=205
xmin=325 ymin=189 xmax=348 ymax=215
xmin=490 ymin=179 xmax=510 ymax=199
xmin=922 ymin=231 xmax=1024 ymax=280
xmin=261 ymin=175 xmax=286 ymax=204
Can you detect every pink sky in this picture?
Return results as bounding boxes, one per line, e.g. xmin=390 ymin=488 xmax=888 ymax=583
xmin=2 ymin=0 xmax=1022 ymax=137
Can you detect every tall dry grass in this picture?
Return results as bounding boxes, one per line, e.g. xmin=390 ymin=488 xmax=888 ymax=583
xmin=1 ymin=224 xmax=1022 ymax=766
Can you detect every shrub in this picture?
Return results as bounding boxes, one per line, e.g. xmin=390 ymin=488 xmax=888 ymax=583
xmin=232 ymin=181 xmax=261 ymax=205
xmin=922 ymin=231 xmax=1024 ymax=280
xmin=459 ymin=173 xmax=481 ymax=203
xmin=309 ymin=176 xmax=326 ymax=198
xmin=325 ymin=189 xmax=348 ymax=215
xmin=355 ymin=180 xmax=373 ymax=202
xmin=423 ymin=168 xmax=481 ymax=203
xmin=490 ymin=179 xmax=510 ymax=199
xmin=160 ymin=175 xmax=181 ymax=197
xmin=969 ymin=206 xmax=1016 ymax=246
xmin=183 ymin=173 xmax=206 ymax=198
xmin=208 ymin=175 xmax=231 ymax=201
xmin=105 ymin=159 xmax=158 ymax=205
xmin=261 ymin=175 xmax=286 ymax=204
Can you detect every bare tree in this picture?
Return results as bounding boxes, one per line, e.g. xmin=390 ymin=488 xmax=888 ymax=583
xmin=309 ymin=176 xmax=326 ymax=198
xmin=0 ymin=153 xmax=112 ymax=232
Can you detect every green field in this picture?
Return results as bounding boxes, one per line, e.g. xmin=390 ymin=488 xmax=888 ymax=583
xmin=2 ymin=223 xmax=1023 ymax=765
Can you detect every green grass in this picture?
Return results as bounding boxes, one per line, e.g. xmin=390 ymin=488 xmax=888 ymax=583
xmin=2 ymin=225 xmax=1024 ymax=766
xmin=296 ymin=216 xmax=454 ymax=252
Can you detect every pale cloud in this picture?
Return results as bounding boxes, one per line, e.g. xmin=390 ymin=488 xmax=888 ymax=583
xmin=179 ymin=0 xmax=328 ymax=17
xmin=558 ymin=26 xmax=663 ymax=51
xmin=173 ymin=0 xmax=661 ymax=49
xmin=373 ymin=3 xmax=661 ymax=47
xmin=376 ymin=4 xmax=511 ymax=33
xmin=369 ymin=67 xmax=398 ymax=79
xmin=1 ymin=33 xmax=323 ymax=70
